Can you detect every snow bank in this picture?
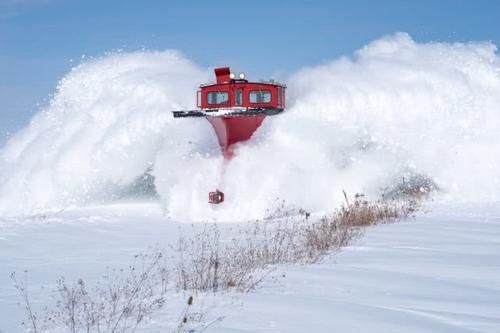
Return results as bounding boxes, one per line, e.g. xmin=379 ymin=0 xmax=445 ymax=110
xmin=1 ymin=33 xmax=500 ymax=219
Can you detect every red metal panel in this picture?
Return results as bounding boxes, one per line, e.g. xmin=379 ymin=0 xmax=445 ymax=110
xmin=207 ymin=115 xmax=266 ymax=158
xmin=214 ymin=67 xmax=231 ymax=84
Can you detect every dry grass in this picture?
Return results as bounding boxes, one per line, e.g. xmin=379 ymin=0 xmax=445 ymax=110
xmin=175 ymin=196 xmax=416 ymax=292
xmin=14 ymin=195 xmax=417 ymax=331
xmin=13 ymin=252 xmax=169 ymax=333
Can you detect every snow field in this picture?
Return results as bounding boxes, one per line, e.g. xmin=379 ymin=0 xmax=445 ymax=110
xmin=1 ymin=202 xmax=499 ymax=332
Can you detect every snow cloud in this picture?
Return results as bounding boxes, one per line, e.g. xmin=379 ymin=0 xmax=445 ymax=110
xmin=1 ymin=33 xmax=500 ymax=219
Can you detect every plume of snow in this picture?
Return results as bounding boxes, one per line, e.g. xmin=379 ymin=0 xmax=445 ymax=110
xmin=0 ymin=50 xmax=213 ymax=216
xmin=2 ymin=33 xmax=500 ymax=219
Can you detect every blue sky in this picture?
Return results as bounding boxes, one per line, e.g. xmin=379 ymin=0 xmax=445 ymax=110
xmin=1 ymin=0 xmax=500 ymax=139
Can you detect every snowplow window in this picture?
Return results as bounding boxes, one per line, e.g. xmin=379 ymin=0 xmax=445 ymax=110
xmin=207 ymin=91 xmax=229 ymax=105
xmin=249 ymin=90 xmax=271 ymax=103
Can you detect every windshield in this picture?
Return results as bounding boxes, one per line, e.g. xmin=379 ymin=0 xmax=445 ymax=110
xmin=249 ymin=90 xmax=271 ymax=103
xmin=207 ymin=91 xmax=229 ymax=104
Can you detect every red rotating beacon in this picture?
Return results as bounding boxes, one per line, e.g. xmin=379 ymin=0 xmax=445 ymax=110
xmin=173 ymin=67 xmax=286 ymax=204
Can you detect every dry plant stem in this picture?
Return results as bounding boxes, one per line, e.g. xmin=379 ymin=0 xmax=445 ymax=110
xmin=14 ymin=197 xmax=416 ymax=332
xmin=109 ymin=252 xmax=163 ymax=333
xmin=175 ymin=197 xmax=416 ymax=292
xmin=176 ymin=296 xmax=193 ymax=333
xmin=11 ymin=271 xmax=39 ymax=333
xmin=15 ymin=252 xmax=170 ymax=333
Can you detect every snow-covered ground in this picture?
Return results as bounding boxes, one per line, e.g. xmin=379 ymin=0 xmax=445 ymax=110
xmin=2 ymin=33 xmax=500 ymax=332
xmin=214 ymin=203 xmax=500 ymax=333
xmin=1 ymin=201 xmax=499 ymax=332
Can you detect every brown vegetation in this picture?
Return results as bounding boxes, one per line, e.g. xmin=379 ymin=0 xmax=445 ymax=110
xmin=175 ymin=196 xmax=416 ymax=292
xmin=14 ymin=196 xmax=416 ymax=332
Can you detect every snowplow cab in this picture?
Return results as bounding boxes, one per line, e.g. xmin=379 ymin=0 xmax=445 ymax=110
xmin=173 ymin=67 xmax=286 ymax=118
xmin=198 ymin=66 xmax=286 ymax=113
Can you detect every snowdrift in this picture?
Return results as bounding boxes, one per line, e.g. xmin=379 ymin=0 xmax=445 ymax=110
xmin=1 ymin=33 xmax=500 ymax=220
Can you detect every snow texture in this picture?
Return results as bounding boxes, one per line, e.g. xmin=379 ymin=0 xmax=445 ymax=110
xmin=0 ymin=203 xmax=499 ymax=332
xmin=213 ymin=203 xmax=500 ymax=333
xmin=1 ymin=33 xmax=500 ymax=220
xmin=1 ymin=34 xmax=500 ymax=330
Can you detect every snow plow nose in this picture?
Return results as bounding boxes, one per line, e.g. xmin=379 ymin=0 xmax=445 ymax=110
xmin=209 ymin=190 xmax=224 ymax=204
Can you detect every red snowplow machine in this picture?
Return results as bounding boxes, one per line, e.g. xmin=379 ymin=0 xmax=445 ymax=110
xmin=173 ymin=67 xmax=286 ymax=204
